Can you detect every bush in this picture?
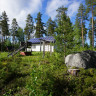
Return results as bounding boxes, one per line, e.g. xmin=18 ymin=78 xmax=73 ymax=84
xmin=0 ymin=57 xmax=22 ymax=90
xmin=1 ymin=52 xmax=96 ymax=95
xmin=81 ymin=88 xmax=93 ymax=96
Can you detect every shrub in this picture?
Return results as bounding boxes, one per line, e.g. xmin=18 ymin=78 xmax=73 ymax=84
xmin=81 ymin=88 xmax=93 ymax=96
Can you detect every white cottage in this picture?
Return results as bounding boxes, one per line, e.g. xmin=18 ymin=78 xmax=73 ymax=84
xmin=27 ymin=36 xmax=55 ymax=52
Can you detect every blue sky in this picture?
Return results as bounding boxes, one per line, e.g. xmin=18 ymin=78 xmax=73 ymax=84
xmin=0 ymin=0 xmax=84 ymax=28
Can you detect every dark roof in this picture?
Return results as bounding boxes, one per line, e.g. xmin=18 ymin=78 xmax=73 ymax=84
xmin=28 ymin=36 xmax=55 ymax=44
xmin=28 ymin=38 xmax=40 ymax=44
xmin=40 ymin=36 xmax=55 ymax=41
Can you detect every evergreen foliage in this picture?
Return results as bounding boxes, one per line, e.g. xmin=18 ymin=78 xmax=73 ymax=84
xmin=11 ymin=18 xmax=18 ymax=44
xmin=74 ymin=16 xmax=81 ymax=46
xmin=35 ymin=12 xmax=45 ymax=38
xmin=1 ymin=1 xmax=96 ymax=95
xmin=77 ymin=3 xmax=87 ymax=47
xmin=0 ymin=1 xmax=96 ymax=50
xmin=55 ymin=6 xmax=74 ymax=58
xmin=85 ymin=0 xmax=96 ymax=47
xmin=46 ymin=17 xmax=56 ymax=36
xmin=88 ymin=18 xmax=96 ymax=47
xmin=24 ymin=14 xmax=34 ymax=40
xmin=88 ymin=18 xmax=93 ymax=46
xmin=1 ymin=11 xmax=9 ymax=41
xmin=17 ymin=27 xmax=24 ymax=42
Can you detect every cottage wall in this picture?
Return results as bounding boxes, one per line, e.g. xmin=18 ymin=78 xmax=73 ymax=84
xmin=27 ymin=44 xmax=54 ymax=52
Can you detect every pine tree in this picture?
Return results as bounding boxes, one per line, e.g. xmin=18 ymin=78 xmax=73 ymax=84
xmin=88 ymin=18 xmax=96 ymax=46
xmin=46 ymin=17 xmax=56 ymax=36
xmin=17 ymin=27 xmax=24 ymax=42
xmin=74 ymin=16 xmax=81 ymax=46
xmin=1 ymin=11 xmax=9 ymax=41
xmin=11 ymin=18 xmax=18 ymax=44
xmin=88 ymin=19 xmax=92 ymax=46
xmin=35 ymin=12 xmax=45 ymax=38
xmin=56 ymin=6 xmax=67 ymax=19
xmin=85 ymin=0 xmax=96 ymax=47
xmin=24 ymin=14 xmax=34 ymax=41
xmin=55 ymin=6 xmax=74 ymax=59
xmin=77 ymin=3 xmax=87 ymax=47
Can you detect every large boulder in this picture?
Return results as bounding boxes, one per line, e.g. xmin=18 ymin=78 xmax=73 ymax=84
xmin=65 ymin=50 xmax=96 ymax=69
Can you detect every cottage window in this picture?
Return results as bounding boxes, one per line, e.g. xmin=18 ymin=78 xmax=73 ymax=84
xmin=32 ymin=45 xmax=36 ymax=49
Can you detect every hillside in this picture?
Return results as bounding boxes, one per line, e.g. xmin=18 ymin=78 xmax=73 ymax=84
xmin=0 ymin=52 xmax=96 ymax=96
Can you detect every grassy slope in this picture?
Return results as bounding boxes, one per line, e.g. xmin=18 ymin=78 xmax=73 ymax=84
xmin=0 ymin=52 xmax=66 ymax=96
xmin=0 ymin=52 xmax=96 ymax=96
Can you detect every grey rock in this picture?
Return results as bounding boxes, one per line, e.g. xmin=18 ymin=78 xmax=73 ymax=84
xmin=65 ymin=50 xmax=96 ymax=69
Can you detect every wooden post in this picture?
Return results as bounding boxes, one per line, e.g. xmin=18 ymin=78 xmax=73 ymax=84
xmin=40 ymin=40 xmax=41 ymax=52
xmin=50 ymin=41 xmax=52 ymax=56
xmin=25 ymin=36 xmax=28 ymax=52
xmin=43 ymin=40 xmax=45 ymax=58
xmin=25 ymin=42 xmax=27 ymax=52
xmin=31 ymin=43 xmax=32 ymax=53
xmin=68 ymin=69 xmax=80 ymax=76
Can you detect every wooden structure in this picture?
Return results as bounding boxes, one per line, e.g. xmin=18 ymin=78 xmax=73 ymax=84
xmin=68 ymin=69 xmax=80 ymax=76
xmin=27 ymin=36 xmax=55 ymax=58
xmin=7 ymin=36 xmax=55 ymax=57
xmin=7 ymin=42 xmax=32 ymax=57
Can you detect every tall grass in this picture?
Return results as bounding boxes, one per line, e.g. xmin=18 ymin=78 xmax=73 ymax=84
xmin=0 ymin=52 xmax=96 ymax=96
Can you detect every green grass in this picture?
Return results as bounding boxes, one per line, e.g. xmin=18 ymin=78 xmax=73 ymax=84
xmin=0 ymin=52 xmax=8 ymax=58
xmin=0 ymin=52 xmax=96 ymax=96
xmin=0 ymin=52 xmax=66 ymax=95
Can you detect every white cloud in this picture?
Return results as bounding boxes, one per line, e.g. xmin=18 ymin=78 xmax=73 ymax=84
xmin=0 ymin=0 xmax=43 ymax=28
xmin=46 ymin=0 xmax=69 ymax=19
xmin=46 ymin=0 xmax=80 ymax=19
xmin=67 ymin=1 xmax=80 ymax=18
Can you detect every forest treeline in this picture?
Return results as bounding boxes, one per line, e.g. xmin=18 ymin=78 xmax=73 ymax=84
xmin=0 ymin=0 xmax=96 ymax=55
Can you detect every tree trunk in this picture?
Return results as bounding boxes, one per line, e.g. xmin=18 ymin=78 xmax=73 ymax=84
xmin=13 ymin=31 xmax=15 ymax=45
xmin=64 ymin=43 xmax=66 ymax=62
xmin=92 ymin=4 xmax=94 ymax=48
xmin=40 ymin=40 xmax=41 ymax=52
xmin=50 ymin=42 xmax=52 ymax=56
xmin=4 ymin=36 xmax=5 ymax=42
xmin=82 ymin=24 xmax=84 ymax=47
xmin=1 ymin=33 xmax=3 ymax=52
xmin=43 ymin=40 xmax=45 ymax=58
xmin=13 ymin=35 xmax=15 ymax=51
xmin=25 ymin=35 xmax=27 ymax=52
xmin=31 ymin=43 xmax=32 ymax=52
xmin=81 ymin=10 xmax=84 ymax=47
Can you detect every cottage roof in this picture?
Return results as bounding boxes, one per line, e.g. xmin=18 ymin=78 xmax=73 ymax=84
xmin=28 ymin=36 xmax=55 ymax=44
xmin=28 ymin=38 xmax=40 ymax=44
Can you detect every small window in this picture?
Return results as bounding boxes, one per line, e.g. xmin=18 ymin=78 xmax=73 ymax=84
xmin=32 ymin=45 xmax=36 ymax=49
